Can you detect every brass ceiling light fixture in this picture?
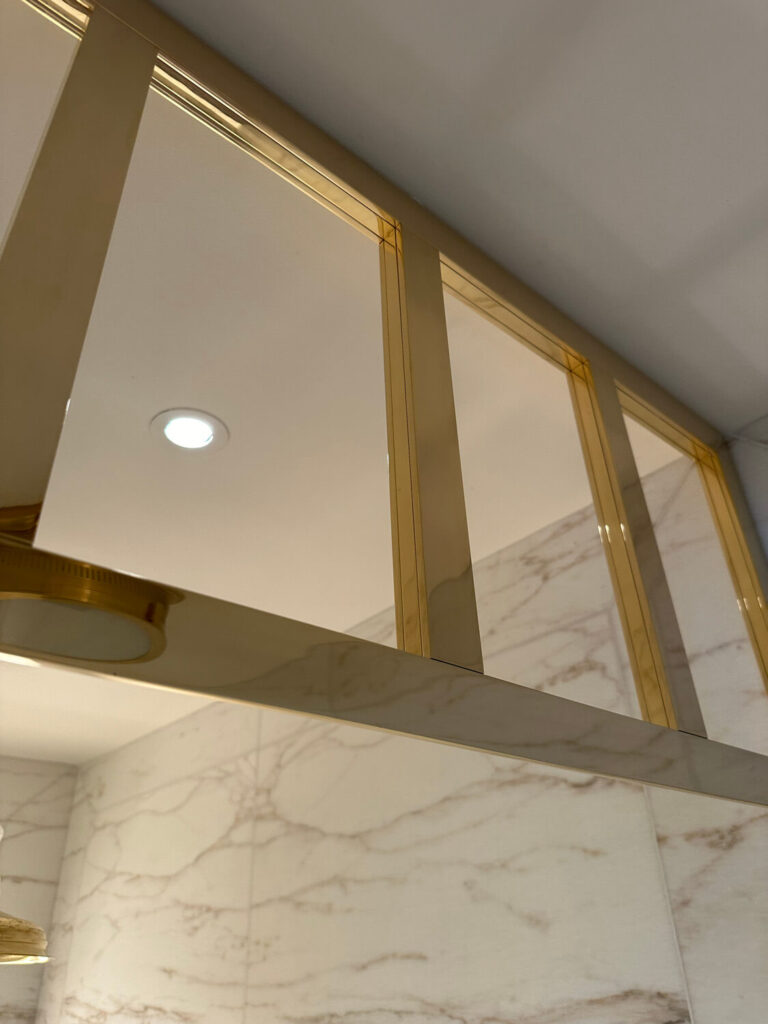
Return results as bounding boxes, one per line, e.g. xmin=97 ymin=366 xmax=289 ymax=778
xmin=0 ymin=829 xmax=49 ymax=966
xmin=0 ymin=912 xmax=49 ymax=966
xmin=0 ymin=539 xmax=176 ymax=665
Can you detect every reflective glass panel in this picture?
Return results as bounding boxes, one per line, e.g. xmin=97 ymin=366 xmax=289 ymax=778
xmin=625 ymin=415 xmax=768 ymax=753
xmin=0 ymin=0 xmax=79 ymax=244
xmin=37 ymin=87 xmax=394 ymax=642
xmin=444 ymin=292 xmax=643 ymax=716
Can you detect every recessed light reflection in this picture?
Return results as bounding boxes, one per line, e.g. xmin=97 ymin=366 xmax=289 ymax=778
xmin=150 ymin=409 xmax=228 ymax=452
xmin=163 ymin=416 xmax=214 ymax=449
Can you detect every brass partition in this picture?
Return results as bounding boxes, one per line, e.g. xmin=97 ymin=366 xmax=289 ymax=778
xmin=2 ymin=0 xmax=768 ymax=806
xmin=621 ymin=388 xmax=768 ymax=698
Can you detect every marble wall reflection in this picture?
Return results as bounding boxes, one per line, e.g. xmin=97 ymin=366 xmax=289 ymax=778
xmin=7 ymin=461 xmax=768 ymax=1023
xmin=640 ymin=456 xmax=768 ymax=755
xmin=0 ymin=756 xmax=75 ymax=1024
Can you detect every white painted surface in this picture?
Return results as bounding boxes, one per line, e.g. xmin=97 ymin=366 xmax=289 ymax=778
xmin=0 ymin=660 xmax=207 ymax=764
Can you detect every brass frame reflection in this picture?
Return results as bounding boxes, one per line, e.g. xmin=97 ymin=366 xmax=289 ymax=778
xmin=621 ymin=388 xmax=768 ymax=697
xmin=441 ymin=263 xmax=690 ymax=730
xmin=3 ymin=0 xmax=768 ymax=804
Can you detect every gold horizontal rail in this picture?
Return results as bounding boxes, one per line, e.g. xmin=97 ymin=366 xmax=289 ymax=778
xmin=2 ymin=540 xmax=766 ymax=806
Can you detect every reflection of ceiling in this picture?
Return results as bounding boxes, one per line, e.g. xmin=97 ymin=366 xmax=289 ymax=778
xmin=149 ymin=0 xmax=768 ymax=441
xmin=0 ymin=0 xmax=76 ymax=245
xmin=1 ymin=4 xmax=679 ymax=764
xmin=37 ymin=85 xmax=393 ymax=638
xmin=0 ymin=658 xmax=207 ymax=764
xmin=447 ymin=293 xmax=676 ymax=562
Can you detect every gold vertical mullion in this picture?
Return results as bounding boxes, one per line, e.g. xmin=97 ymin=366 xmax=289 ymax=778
xmin=379 ymin=223 xmax=482 ymax=671
xmin=0 ymin=7 xmax=157 ymax=526
xmin=568 ymin=363 xmax=676 ymax=727
xmin=379 ymin=227 xmax=428 ymax=654
xmin=578 ymin=363 xmax=712 ymax=734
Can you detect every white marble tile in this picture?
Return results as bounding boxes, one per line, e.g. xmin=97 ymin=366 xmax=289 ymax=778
xmin=0 ymin=755 xmax=75 ymax=1024
xmin=38 ymin=750 xmax=258 ymax=1024
xmin=473 ymin=502 xmax=640 ymax=718
xmin=36 ymin=771 xmax=100 ymax=1024
xmin=641 ymin=457 xmax=768 ymax=754
xmin=78 ymin=697 xmax=261 ymax=811
xmin=246 ymin=708 xmax=690 ymax=1023
xmin=648 ymin=787 xmax=768 ymax=1024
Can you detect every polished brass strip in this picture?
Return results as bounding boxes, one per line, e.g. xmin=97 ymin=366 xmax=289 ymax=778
xmin=380 ymin=232 xmax=427 ymax=654
xmin=585 ymin=367 xmax=706 ymax=734
xmin=441 ymin=259 xmax=577 ymax=372
xmin=567 ymin=363 xmax=679 ymax=729
xmin=434 ymin=264 xmax=684 ymax=729
xmin=3 ymin=540 xmax=766 ymax=807
xmin=0 ymin=8 xmax=156 ymax=518
xmin=21 ymin=0 xmax=90 ymax=38
xmin=620 ymin=388 xmax=768 ymax=698
xmin=379 ymin=227 xmax=483 ymax=671
xmin=150 ymin=60 xmax=388 ymax=243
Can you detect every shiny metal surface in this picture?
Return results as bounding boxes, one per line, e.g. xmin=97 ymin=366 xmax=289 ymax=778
xmin=621 ymin=387 xmax=768 ymax=699
xmin=3 ymin=0 xmax=767 ymax=809
xmin=0 ymin=543 xmax=173 ymax=663
xmin=439 ymin=261 xmax=681 ymax=729
xmin=2 ymin=539 xmax=766 ymax=806
xmin=381 ymin=225 xmax=483 ymax=671
xmin=0 ymin=8 xmax=156 ymax=518
xmin=587 ymin=366 xmax=706 ymax=735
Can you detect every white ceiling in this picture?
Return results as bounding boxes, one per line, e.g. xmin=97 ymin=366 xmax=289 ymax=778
xmin=0 ymin=656 xmax=208 ymax=764
xmin=145 ymin=0 xmax=768 ymax=440
xmin=0 ymin=0 xmax=77 ymax=245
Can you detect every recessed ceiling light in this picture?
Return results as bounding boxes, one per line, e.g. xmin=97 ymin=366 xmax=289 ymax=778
xmin=150 ymin=409 xmax=228 ymax=452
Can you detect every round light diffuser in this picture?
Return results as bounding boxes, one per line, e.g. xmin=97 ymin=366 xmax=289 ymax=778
xmin=0 ymin=543 xmax=175 ymax=664
xmin=151 ymin=408 xmax=228 ymax=451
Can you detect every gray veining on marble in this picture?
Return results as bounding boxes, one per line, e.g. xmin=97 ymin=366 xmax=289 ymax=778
xmin=24 ymin=454 xmax=768 ymax=1022
xmin=245 ymin=709 xmax=690 ymax=1023
xmin=0 ymin=756 xmax=75 ymax=1024
xmin=640 ymin=456 xmax=768 ymax=755
xmin=648 ymin=787 xmax=768 ymax=1024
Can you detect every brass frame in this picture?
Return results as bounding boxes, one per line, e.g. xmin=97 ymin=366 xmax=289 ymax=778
xmin=2 ymin=0 xmax=768 ymax=805
xmin=621 ymin=388 xmax=768 ymax=697
xmin=380 ymin=225 xmax=483 ymax=671
xmin=1 ymin=536 xmax=766 ymax=807
xmin=441 ymin=263 xmax=705 ymax=732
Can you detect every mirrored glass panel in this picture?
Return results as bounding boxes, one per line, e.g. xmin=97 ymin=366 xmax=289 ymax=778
xmin=444 ymin=292 xmax=649 ymax=716
xmin=0 ymin=0 xmax=79 ymax=244
xmin=625 ymin=416 xmax=768 ymax=753
xmin=37 ymin=86 xmax=395 ymax=643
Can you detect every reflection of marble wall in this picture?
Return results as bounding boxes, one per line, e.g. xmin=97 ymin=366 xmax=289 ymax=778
xmin=351 ymin=500 xmax=638 ymax=718
xmin=29 ymin=456 xmax=768 ymax=1023
xmin=0 ymin=756 xmax=75 ymax=1024
xmin=641 ymin=456 xmax=768 ymax=755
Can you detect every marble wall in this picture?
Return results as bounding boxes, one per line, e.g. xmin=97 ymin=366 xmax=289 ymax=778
xmin=32 ymin=695 xmax=768 ymax=1024
xmin=18 ymin=460 xmax=768 ymax=1023
xmin=0 ymin=756 xmax=75 ymax=1024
